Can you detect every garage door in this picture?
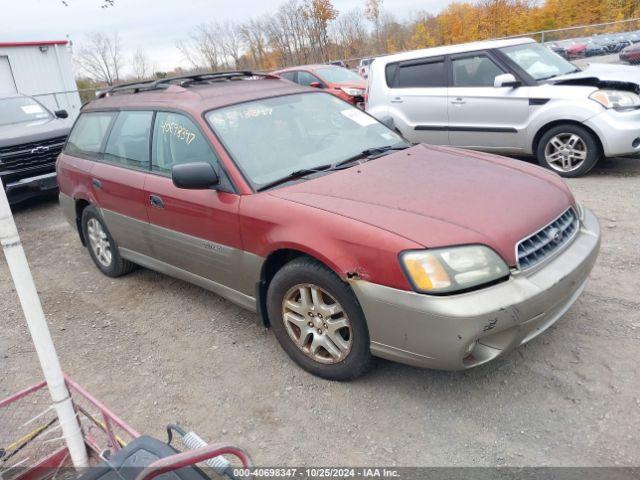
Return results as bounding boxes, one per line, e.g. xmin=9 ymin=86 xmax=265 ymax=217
xmin=0 ymin=56 xmax=18 ymax=95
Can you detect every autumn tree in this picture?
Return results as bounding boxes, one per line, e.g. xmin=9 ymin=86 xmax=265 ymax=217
xmin=240 ymin=18 xmax=270 ymax=69
xmin=304 ymin=0 xmax=338 ymax=62
xmin=175 ymin=0 xmax=640 ymax=72
xmin=330 ymin=8 xmax=369 ymax=59
xmin=365 ymin=0 xmax=384 ymax=51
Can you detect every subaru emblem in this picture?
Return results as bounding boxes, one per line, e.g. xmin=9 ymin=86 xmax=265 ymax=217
xmin=547 ymin=227 xmax=562 ymax=244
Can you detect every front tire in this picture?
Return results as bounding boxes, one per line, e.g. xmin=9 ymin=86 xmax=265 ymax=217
xmin=267 ymin=257 xmax=373 ymax=381
xmin=81 ymin=205 xmax=136 ymax=278
xmin=536 ymin=124 xmax=600 ymax=177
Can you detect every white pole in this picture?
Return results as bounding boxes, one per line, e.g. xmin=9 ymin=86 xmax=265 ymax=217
xmin=0 ymin=188 xmax=89 ymax=468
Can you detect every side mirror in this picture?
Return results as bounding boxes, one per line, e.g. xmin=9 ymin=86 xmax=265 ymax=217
xmin=172 ymin=162 xmax=219 ymax=190
xmin=494 ymin=73 xmax=521 ymax=88
xmin=309 ymin=81 xmax=323 ymax=89
xmin=55 ymin=109 xmax=69 ymax=119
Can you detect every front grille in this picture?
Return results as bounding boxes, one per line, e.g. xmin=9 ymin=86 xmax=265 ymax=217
xmin=516 ymin=208 xmax=579 ymax=270
xmin=0 ymin=136 xmax=67 ymax=172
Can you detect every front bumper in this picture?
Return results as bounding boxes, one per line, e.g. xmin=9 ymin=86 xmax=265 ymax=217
xmin=584 ymin=107 xmax=640 ymax=157
xmin=2 ymin=171 xmax=58 ymax=204
xmin=351 ymin=207 xmax=600 ymax=370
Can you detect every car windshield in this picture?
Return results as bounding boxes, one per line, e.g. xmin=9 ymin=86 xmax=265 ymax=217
xmin=499 ymin=42 xmax=578 ymax=81
xmin=314 ymin=67 xmax=363 ymax=83
xmin=206 ymin=92 xmax=405 ymax=189
xmin=0 ymin=97 xmax=52 ymax=127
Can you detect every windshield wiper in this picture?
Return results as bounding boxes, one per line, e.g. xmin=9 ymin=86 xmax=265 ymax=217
xmin=256 ymin=144 xmax=410 ymax=192
xmin=538 ymin=67 xmax=581 ymax=82
xmin=331 ymin=143 xmax=411 ymax=169
xmin=256 ymin=164 xmax=333 ymax=192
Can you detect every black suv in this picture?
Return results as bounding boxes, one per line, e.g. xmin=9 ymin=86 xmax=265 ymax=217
xmin=0 ymin=95 xmax=73 ymax=204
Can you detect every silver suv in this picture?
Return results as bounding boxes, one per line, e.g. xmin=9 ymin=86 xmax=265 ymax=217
xmin=366 ymin=37 xmax=640 ymax=177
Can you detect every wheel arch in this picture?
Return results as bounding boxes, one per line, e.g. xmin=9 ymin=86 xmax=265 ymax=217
xmin=74 ymin=198 xmax=91 ymax=246
xmin=532 ymin=120 xmax=603 ymax=158
xmin=256 ymin=248 xmax=347 ymax=327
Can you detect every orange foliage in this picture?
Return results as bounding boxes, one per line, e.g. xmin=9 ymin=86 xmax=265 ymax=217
xmin=408 ymin=0 xmax=640 ymax=49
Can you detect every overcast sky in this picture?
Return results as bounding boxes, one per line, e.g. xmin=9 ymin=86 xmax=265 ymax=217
xmin=3 ymin=0 xmax=449 ymax=74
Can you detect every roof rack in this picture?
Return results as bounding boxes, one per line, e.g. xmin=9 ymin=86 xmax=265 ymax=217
xmin=96 ymin=71 xmax=277 ymax=98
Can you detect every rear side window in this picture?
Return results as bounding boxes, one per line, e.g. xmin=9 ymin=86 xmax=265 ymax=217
xmin=279 ymin=71 xmax=296 ymax=82
xmin=103 ymin=111 xmax=153 ymax=170
xmin=152 ymin=111 xmax=219 ymax=175
xmin=297 ymin=71 xmax=321 ymax=86
xmin=65 ymin=112 xmax=115 ymax=157
xmin=386 ymin=58 xmax=446 ymax=88
xmin=452 ymin=55 xmax=505 ymax=87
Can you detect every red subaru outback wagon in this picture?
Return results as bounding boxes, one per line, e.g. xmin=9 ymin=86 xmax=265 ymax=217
xmin=57 ymin=71 xmax=600 ymax=380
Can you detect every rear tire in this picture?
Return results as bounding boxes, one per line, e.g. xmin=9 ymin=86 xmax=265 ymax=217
xmin=81 ymin=205 xmax=136 ymax=278
xmin=267 ymin=257 xmax=373 ymax=381
xmin=536 ymin=124 xmax=600 ymax=178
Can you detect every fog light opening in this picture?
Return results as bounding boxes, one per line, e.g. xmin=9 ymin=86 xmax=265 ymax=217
xmin=632 ymin=137 xmax=640 ymax=149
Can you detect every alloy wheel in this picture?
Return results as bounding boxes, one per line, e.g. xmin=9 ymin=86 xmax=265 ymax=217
xmin=87 ymin=218 xmax=112 ymax=268
xmin=544 ymin=133 xmax=588 ymax=173
xmin=281 ymin=283 xmax=352 ymax=364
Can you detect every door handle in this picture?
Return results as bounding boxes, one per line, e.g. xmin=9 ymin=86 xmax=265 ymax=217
xmin=451 ymin=98 xmax=466 ymax=105
xmin=92 ymin=178 xmax=102 ymax=189
xmin=390 ymin=97 xmax=403 ymax=103
xmin=149 ymin=194 xmax=164 ymax=209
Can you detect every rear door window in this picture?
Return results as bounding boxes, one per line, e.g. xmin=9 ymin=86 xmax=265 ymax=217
xmin=297 ymin=71 xmax=322 ymax=86
xmin=65 ymin=112 xmax=115 ymax=157
xmin=151 ymin=111 xmax=232 ymax=190
xmin=103 ymin=110 xmax=153 ymax=170
xmin=386 ymin=58 xmax=446 ymax=88
xmin=279 ymin=71 xmax=296 ymax=82
xmin=452 ymin=55 xmax=505 ymax=87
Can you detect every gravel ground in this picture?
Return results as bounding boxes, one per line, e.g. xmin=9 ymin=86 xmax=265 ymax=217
xmin=1 ymin=156 xmax=639 ymax=467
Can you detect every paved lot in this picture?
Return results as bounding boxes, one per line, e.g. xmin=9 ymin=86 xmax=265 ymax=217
xmin=1 ymin=156 xmax=639 ymax=467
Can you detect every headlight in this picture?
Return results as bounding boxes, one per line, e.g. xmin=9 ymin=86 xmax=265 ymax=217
xmin=400 ymin=245 xmax=510 ymax=294
xmin=589 ymin=90 xmax=640 ymax=110
xmin=340 ymin=87 xmax=365 ymax=96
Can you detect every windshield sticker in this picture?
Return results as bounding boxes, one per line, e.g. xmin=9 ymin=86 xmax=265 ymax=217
xmin=340 ymin=109 xmax=377 ymax=127
xmin=240 ymin=105 xmax=273 ymax=118
xmin=21 ymin=105 xmax=44 ymax=115
xmin=160 ymin=121 xmax=196 ymax=145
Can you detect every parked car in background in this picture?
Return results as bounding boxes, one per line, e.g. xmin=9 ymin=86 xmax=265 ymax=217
xmin=328 ymin=60 xmax=347 ymax=68
xmin=357 ymin=58 xmax=374 ymax=78
xmin=564 ymin=40 xmax=587 ymax=58
xmin=595 ymin=35 xmax=630 ymax=53
xmin=620 ymin=42 xmax=640 ymax=64
xmin=367 ymin=37 xmax=640 ymax=177
xmin=585 ymin=40 xmax=607 ymax=57
xmin=272 ymin=64 xmax=366 ymax=107
xmin=0 ymin=94 xmax=72 ymax=204
xmin=57 ymin=71 xmax=600 ymax=380
xmin=544 ymin=42 xmax=568 ymax=59
xmin=624 ymin=32 xmax=640 ymax=44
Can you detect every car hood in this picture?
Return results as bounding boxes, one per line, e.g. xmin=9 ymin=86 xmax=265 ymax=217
xmin=269 ymin=144 xmax=575 ymax=266
xmin=549 ymin=63 xmax=640 ymax=90
xmin=0 ymin=117 xmax=73 ymax=148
